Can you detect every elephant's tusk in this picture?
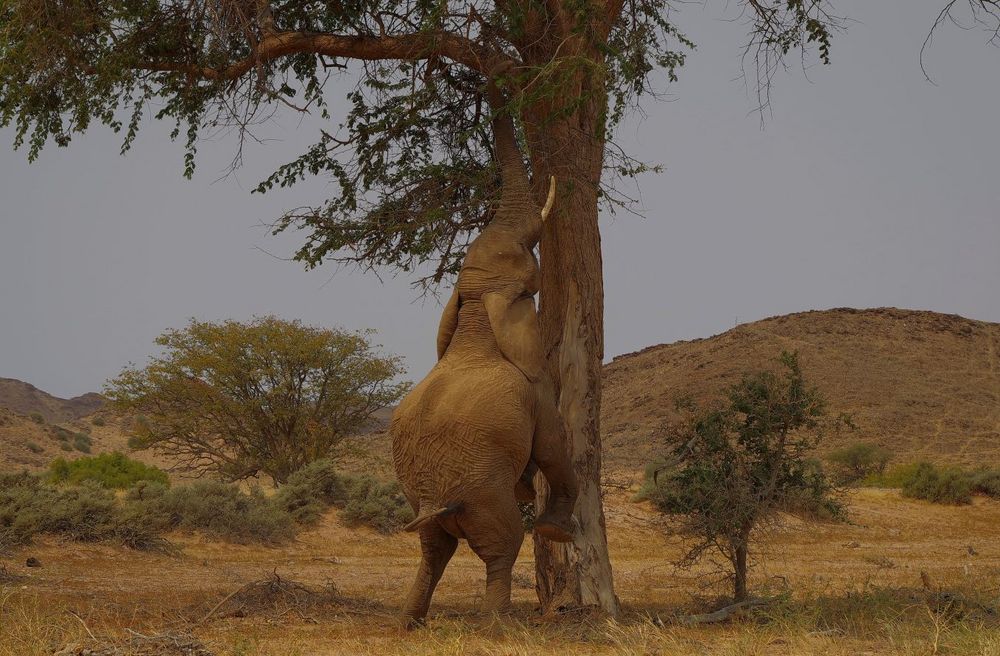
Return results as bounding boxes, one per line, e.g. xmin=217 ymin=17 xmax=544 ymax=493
xmin=540 ymin=176 xmax=556 ymax=222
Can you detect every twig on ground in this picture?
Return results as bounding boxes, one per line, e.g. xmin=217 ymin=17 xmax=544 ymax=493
xmin=66 ymin=610 xmax=97 ymax=641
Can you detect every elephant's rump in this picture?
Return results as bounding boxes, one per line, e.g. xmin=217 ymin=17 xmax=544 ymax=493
xmin=390 ymin=364 xmax=535 ymax=508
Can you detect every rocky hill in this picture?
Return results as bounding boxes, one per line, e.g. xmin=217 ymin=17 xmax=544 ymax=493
xmin=602 ymin=307 xmax=1000 ymax=472
xmin=2 ymin=307 xmax=997 ymax=476
xmin=0 ymin=377 xmax=104 ymax=422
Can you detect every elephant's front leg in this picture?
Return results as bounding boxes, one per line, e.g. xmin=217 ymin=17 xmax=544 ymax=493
xmin=531 ymin=379 xmax=579 ymax=542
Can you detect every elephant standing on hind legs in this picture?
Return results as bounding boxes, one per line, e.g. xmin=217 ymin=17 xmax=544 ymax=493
xmin=390 ymin=85 xmax=579 ymax=629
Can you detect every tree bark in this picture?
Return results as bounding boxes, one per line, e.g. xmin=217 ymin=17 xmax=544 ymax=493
xmin=526 ymin=90 xmax=620 ymax=616
xmin=733 ymin=541 xmax=749 ymax=603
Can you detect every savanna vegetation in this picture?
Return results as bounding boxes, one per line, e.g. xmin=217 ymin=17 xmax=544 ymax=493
xmin=105 ymin=317 xmax=408 ymax=485
xmin=864 ymin=461 xmax=1000 ymax=505
xmin=0 ymin=457 xmax=413 ymax=554
xmin=0 ymin=0 xmax=861 ymax=612
xmin=48 ymin=452 xmax=169 ymax=489
xmin=1 ymin=0 xmax=998 ymax=649
xmin=639 ymin=352 xmax=846 ymax=603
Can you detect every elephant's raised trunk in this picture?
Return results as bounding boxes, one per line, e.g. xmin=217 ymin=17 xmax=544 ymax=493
xmin=486 ymin=82 xmax=544 ymax=247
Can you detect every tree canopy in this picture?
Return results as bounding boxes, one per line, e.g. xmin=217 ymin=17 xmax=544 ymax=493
xmin=0 ymin=0 xmax=854 ymax=284
xmin=105 ymin=317 xmax=408 ymax=485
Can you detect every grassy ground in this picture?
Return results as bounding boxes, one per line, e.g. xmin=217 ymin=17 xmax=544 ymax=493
xmin=2 ymin=488 xmax=999 ymax=656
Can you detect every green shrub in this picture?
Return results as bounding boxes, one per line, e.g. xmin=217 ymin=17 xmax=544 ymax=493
xmin=90 ymin=416 xmax=106 ymax=427
xmin=29 ymin=412 xmax=44 ymax=424
xmin=0 ymin=472 xmax=164 ymax=552
xmin=827 ymin=442 xmax=891 ymax=484
xmin=25 ymin=441 xmax=43 ymax=454
xmin=59 ymin=442 xmax=73 ymax=452
xmin=275 ymin=459 xmax=357 ymax=524
xmin=639 ymin=352 xmax=847 ymax=603
xmin=901 ymin=462 xmax=973 ymax=505
xmin=275 ymin=459 xmax=414 ymax=533
xmin=48 ymin=452 xmax=169 ymax=489
xmin=968 ymin=470 xmax=1000 ymax=499
xmin=1 ymin=472 xmax=296 ymax=551
xmin=133 ymin=480 xmax=295 ymax=544
xmin=865 ymin=461 xmax=999 ymax=503
xmin=862 ymin=462 xmax=925 ymax=488
xmin=73 ymin=433 xmax=92 ymax=453
xmin=340 ymin=478 xmax=414 ymax=534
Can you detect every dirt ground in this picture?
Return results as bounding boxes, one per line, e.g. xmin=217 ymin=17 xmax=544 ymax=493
xmin=2 ymin=488 xmax=999 ymax=656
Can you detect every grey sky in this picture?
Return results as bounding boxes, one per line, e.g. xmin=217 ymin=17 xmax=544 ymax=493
xmin=2 ymin=1 xmax=998 ymax=399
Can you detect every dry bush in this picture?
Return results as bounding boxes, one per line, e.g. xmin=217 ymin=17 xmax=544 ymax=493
xmin=0 ymin=472 xmax=166 ymax=552
xmin=274 ymin=459 xmax=413 ymax=533
xmin=128 ymin=480 xmax=295 ymax=545
xmin=199 ymin=571 xmax=381 ymax=623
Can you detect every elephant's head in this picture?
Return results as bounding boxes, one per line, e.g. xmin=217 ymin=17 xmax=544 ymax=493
xmin=435 ymin=89 xmax=555 ymax=382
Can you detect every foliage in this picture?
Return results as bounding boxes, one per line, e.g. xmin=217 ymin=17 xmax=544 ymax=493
xmin=28 ymin=412 xmax=44 ymax=424
xmin=968 ymin=469 xmax=1000 ymax=498
xmin=106 ymin=317 xmax=407 ymax=485
xmin=861 ymin=462 xmax=926 ymax=488
xmin=24 ymin=441 xmax=43 ymax=454
xmin=827 ymin=442 xmax=891 ymax=484
xmin=861 ymin=461 xmax=1000 ymax=504
xmin=129 ymin=480 xmax=296 ymax=544
xmin=0 ymin=470 xmax=295 ymax=550
xmin=518 ymin=502 xmax=536 ymax=532
xmin=0 ymin=472 xmax=165 ymax=552
xmin=0 ymin=0 xmax=849 ymax=286
xmin=339 ymin=480 xmax=414 ymax=535
xmin=72 ymin=433 xmax=92 ymax=453
xmin=50 ymin=425 xmax=91 ymax=452
xmin=274 ymin=459 xmax=413 ymax=533
xmin=639 ymin=351 xmax=845 ymax=602
xmin=901 ymin=462 xmax=974 ymax=505
xmin=90 ymin=416 xmax=106 ymax=427
xmin=48 ymin=452 xmax=169 ymax=489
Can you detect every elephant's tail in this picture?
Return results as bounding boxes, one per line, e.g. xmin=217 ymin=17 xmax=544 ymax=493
xmin=403 ymin=503 xmax=463 ymax=532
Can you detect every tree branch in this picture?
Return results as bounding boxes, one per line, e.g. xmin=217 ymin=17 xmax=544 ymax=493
xmin=139 ymin=30 xmax=519 ymax=82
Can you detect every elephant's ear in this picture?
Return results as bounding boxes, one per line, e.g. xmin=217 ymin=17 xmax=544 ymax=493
xmin=436 ymin=288 xmax=461 ymax=360
xmin=483 ymin=291 xmax=543 ymax=382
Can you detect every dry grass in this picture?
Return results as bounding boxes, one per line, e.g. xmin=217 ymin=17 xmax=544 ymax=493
xmin=1 ymin=488 xmax=998 ymax=655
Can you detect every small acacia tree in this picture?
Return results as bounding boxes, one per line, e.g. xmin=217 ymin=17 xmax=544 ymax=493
xmin=639 ymin=352 xmax=844 ymax=603
xmin=106 ymin=317 xmax=408 ymax=485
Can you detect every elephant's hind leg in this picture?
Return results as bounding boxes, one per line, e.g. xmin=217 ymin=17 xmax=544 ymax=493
xmin=463 ymin=499 xmax=524 ymax=615
xmin=401 ymin=521 xmax=458 ymax=629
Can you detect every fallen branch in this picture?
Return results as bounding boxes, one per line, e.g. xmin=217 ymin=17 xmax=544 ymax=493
xmin=679 ymin=597 xmax=772 ymax=625
xmin=195 ymin=587 xmax=242 ymax=626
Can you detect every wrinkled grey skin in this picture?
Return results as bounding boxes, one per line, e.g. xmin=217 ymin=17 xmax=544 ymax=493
xmin=390 ymin=87 xmax=578 ymax=628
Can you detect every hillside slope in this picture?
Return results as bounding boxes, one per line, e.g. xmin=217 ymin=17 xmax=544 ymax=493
xmin=3 ymin=308 xmax=998 ymax=476
xmin=0 ymin=377 xmax=104 ymax=422
xmin=602 ymin=307 xmax=1000 ymax=471
xmin=0 ymin=407 xmax=131 ymax=471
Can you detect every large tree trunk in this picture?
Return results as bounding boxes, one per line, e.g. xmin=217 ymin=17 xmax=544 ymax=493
xmin=526 ymin=90 xmax=620 ymax=616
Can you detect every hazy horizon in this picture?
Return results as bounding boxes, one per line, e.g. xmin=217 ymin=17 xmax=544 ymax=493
xmin=3 ymin=0 xmax=999 ymax=399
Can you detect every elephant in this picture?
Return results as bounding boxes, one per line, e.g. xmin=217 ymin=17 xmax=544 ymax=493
xmin=390 ymin=85 xmax=579 ymax=627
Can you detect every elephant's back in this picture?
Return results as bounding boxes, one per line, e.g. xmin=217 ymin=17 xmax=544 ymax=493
xmin=390 ymin=361 xmax=534 ymax=506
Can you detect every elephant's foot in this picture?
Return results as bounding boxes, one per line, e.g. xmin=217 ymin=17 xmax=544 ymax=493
xmin=401 ymin=613 xmax=427 ymax=630
xmin=534 ymin=511 xmax=576 ymax=543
